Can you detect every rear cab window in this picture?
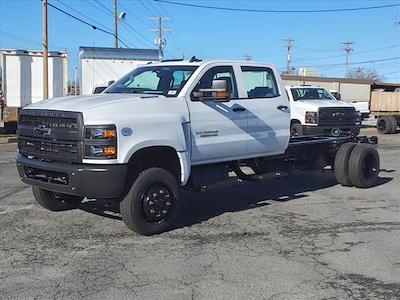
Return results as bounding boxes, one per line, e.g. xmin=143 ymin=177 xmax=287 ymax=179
xmin=241 ymin=66 xmax=280 ymax=99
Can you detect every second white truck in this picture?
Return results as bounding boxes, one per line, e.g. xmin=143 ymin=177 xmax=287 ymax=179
xmin=286 ymin=86 xmax=361 ymax=137
xmin=16 ymin=59 xmax=380 ymax=235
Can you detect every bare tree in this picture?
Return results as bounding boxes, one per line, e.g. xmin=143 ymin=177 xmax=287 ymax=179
xmin=348 ymin=67 xmax=386 ymax=82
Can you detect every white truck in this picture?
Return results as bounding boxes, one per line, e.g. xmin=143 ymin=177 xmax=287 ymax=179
xmin=0 ymin=49 xmax=68 ymax=132
xmin=286 ymin=86 xmax=361 ymax=137
xmin=16 ymin=59 xmax=380 ymax=235
xmin=329 ymin=90 xmax=370 ymax=120
xmin=79 ymin=47 xmax=159 ymax=95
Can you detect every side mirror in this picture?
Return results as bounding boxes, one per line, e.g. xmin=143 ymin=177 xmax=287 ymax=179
xmin=192 ymin=79 xmax=230 ymax=101
xmin=107 ymin=80 xmax=115 ymax=87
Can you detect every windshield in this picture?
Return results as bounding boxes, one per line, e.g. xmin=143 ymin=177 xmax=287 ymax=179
xmin=291 ymin=88 xmax=336 ymax=101
xmin=105 ymin=65 xmax=198 ymax=97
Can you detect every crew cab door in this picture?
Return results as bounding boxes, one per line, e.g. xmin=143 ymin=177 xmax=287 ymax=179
xmin=237 ymin=65 xmax=290 ymax=156
xmin=185 ymin=65 xmax=248 ymax=164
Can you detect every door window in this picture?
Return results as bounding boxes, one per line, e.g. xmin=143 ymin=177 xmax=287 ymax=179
xmin=191 ymin=66 xmax=238 ymax=101
xmin=241 ymin=66 xmax=279 ymax=98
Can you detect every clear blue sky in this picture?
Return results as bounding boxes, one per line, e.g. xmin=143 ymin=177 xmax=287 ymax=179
xmin=1 ymin=0 xmax=399 ymax=82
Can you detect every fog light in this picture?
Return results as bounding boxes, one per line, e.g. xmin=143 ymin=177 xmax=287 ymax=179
xmin=103 ymin=146 xmax=117 ymax=156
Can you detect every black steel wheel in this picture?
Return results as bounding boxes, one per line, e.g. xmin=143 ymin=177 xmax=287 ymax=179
xmin=32 ymin=186 xmax=83 ymax=211
xmin=142 ymin=184 xmax=174 ymax=223
xmin=348 ymin=144 xmax=380 ymax=188
xmin=120 ymin=168 xmax=180 ymax=235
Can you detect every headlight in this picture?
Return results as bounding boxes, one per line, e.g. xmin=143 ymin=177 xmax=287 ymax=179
xmin=84 ymin=125 xmax=117 ymax=159
xmin=355 ymin=111 xmax=362 ymax=124
xmin=305 ymin=111 xmax=317 ymax=124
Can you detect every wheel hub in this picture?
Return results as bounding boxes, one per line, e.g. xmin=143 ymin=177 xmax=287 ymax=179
xmin=142 ymin=185 xmax=172 ymax=223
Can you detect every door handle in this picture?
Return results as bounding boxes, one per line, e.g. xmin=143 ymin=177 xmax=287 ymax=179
xmin=232 ymin=107 xmax=246 ymax=112
xmin=277 ymin=105 xmax=289 ymax=110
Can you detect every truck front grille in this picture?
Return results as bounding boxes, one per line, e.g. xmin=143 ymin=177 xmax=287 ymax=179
xmin=18 ymin=110 xmax=83 ymax=163
xmin=318 ymin=107 xmax=357 ymax=126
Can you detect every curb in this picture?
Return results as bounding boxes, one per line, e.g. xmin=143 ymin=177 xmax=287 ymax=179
xmin=0 ymin=137 xmax=17 ymax=144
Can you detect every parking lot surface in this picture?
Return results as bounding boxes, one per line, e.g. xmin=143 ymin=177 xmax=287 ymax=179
xmin=1 ymin=129 xmax=400 ymax=299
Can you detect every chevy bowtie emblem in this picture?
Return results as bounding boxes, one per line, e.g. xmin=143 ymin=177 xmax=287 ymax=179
xmin=34 ymin=125 xmax=51 ymax=136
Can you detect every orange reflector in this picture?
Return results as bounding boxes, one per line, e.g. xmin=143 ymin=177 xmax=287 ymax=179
xmin=216 ymin=91 xmax=229 ymax=98
xmin=103 ymin=129 xmax=116 ymax=138
xmin=103 ymin=146 xmax=117 ymax=156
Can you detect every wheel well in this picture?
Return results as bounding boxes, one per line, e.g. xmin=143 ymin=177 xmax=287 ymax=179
xmin=127 ymin=146 xmax=181 ymax=184
xmin=291 ymin=119 xmax=301 ymax=126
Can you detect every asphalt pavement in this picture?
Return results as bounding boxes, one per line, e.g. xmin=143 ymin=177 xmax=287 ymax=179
xmin=0 ymin=128 xmax=399 ymax=299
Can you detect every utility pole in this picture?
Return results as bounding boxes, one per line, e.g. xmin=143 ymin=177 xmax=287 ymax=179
xmin=244 ymin=54 xmax=252 ymax=61
xmin=150 ymin=17 xmax=170 ymax=60
xmin=74 ymin=66 xmax=78 ymax=96
xmin=42 ymin=0 xmax=49 ymax=99
xmin=114 ymin=0 xmax=118 ymax=48
xmin=342 ymin=41 xmax=353 ymax=78
xmin=283 ymin=37 xmax=294 ymax=74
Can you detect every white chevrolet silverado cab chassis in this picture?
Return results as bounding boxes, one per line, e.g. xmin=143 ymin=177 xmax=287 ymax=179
xmin=16 ymin=59 xmax=380 ymax=235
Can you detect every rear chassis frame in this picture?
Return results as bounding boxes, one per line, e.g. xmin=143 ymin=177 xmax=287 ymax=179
xmin=188 ymin=134 xmax=378 ymax=189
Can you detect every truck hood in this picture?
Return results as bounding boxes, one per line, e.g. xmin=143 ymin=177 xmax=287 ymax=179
xmin=25 ymin=93 xmax=163 ymax=112
xmin=297 ymin=99 xmax=355 ymax=108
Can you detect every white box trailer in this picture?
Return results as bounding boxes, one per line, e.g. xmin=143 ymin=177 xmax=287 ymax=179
xmin=79 ymin=47 xmax=159 ymax=95
xmin=0 ymin=49 xmax=68 ymax=130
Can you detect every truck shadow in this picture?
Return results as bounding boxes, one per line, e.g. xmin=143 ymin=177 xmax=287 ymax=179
xmin=174 ymin=172 xmax=392 ymax=230
xmin=78 ymin=171 xmax=392 ymax=229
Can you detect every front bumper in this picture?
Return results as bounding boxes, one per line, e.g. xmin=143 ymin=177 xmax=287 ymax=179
xmin=16 ymin=154 xmax=127 ymax=199
xmin=302 ymin=125 xmax=360 ymax=135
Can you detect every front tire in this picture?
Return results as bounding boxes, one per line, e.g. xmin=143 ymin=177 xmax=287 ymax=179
xmin=120 ymin=168 xmax=180 ymax=235
xmin=290 ymin=123 xmax=303 ymax=137
xmin=32 ymin=187 xmax=83 ymax=211
xmin=350 ymin=127 xmax=361 ymax=136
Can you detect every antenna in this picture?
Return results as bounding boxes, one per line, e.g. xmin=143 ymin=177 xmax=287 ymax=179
xmin=244 ymin=54 xmax=252 ymax=61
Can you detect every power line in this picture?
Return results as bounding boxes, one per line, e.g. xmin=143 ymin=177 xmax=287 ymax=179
xmin=139 ymin=0 xmax=155 ymax=15
xmin=381 ymin=70 xmax=400 ymax=76
xmin=94 ymin=0 xmax=113 ymax=14
xmin=293 ymin=44 xmax=400 ymax=64
xmin=297 ymin=57 xmax=400 ymax=69
xmin=154 ymin=1 xmax=400 ymax=13
xmin=46 ymin=1 xmax=131 ymax=48
xmin=139 ymin=1 xmax=182 ymax=57
xmin=128 ymin=0 xmax=153 ymax=23
xmin=56 ymin=0 xmax=112 ymax=32
xmin=120 ymin=21 xmax=155 ymax=48
xmin=120 ymin=2 xmax=151 ymax=28
xmin=83 ymin=0 xmax=113 ymax=16
xmin=151 ymin=0 xmax=186 ymax=55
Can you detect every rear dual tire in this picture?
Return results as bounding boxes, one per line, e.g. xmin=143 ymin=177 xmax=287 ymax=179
xmin=334 ymin=143 xmax=379 ymax=188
